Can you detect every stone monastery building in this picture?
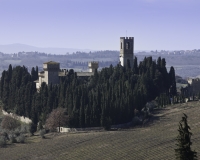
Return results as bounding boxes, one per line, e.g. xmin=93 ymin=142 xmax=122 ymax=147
xmin=35 ymin=37 xmax=134 ymax=89
xmin=35 ymin=61 xmax=98 ymax=89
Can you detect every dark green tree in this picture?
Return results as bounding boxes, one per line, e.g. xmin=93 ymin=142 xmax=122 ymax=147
xmin=0 ymin=56 xmax=176 ymax=128
xmin=126 ymin=59 xmax=131 ymax=69
xmin=175 ymin=113 xmax=197 ymax=160
xmin=169 ymin=66 xmax=177 ymax=96
xmin=133 ymin=56 xmax=139 ymax=74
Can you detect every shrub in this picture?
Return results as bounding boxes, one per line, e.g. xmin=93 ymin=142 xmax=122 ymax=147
xmin=0 ymin=131 xmax=8 ymax=140
xmin=20 ymin=124 xmax=30 ymax=134
xmin=0 ymin=136 xmax=6 ymax=147
xmin=13 ymin=129 xmax=20 ymax=137
xmin=1 ymin=115 xmax=20 ymax=130
xmin=39 ymin=129 xmax=46 ymax=139
xmin=8 ymin=133 xmax=17 ymax=143
xmin=16 ymin=134 xmax=25 ymax=143
xmin=45 ymin=108 xmax=68 ymax=132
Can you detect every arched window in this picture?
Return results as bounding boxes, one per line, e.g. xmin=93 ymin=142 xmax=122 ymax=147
xmin=126 ymin=42 xmax=130 ymax=49
xmin=121 ymin=42 xmax=122 ymax=49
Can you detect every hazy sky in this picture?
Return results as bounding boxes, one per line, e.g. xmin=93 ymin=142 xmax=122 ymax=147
xmin=0 ymin=0 xmax=199 ymax=50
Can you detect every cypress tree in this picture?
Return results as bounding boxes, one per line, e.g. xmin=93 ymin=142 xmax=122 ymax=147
xmin=175 ymin=113 xmax=197 ymax=160
xmin=79 ymin=105 xmax=85 ymax=127
xmin=35 ymin=66 xmax=39 ymax=80
xmin=169 ymin=66 xmax=177 ymax=96
xmin=0 ymin=71 xmax=5 ymax=98
xmin=31 ymin=67 xmax=36 ymax=81
xmin=8 ymin=64 xmax=12 ymax=81
xmin=157 ymin=57 xmax=162 ymax=70
xmin=126 ymin=59 xmax=131 ymax=69
xmin=0 ymin=56 xmax=178 ymax=128
xmin=133 ymin=57 xmax=139 ymax=74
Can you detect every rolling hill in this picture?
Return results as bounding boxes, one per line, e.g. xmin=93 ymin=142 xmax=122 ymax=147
xmin=0 ymin=101 xmax=200 ymax=159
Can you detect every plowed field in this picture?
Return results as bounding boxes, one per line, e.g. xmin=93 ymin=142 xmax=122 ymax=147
xmin=1 ymin=101 xmax=200 ymax=160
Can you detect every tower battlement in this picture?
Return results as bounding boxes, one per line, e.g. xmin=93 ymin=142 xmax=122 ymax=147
xmin=43 ymin=61 xmax=60 ymax=71
xmin=88 ymin=61 xmax=99 ymax=72
xmin=35 ymin=60 xmax=99 ymax=90
xmin=120 ymin=37 xmax=133 ymax=39
xmin=119 ymin=37 xmax=134 ymax=67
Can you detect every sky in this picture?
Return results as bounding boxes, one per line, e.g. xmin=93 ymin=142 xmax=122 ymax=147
xmin=0 ymin=0 xmax=200 ymax=51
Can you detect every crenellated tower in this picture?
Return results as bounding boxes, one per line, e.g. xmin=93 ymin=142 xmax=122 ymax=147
xmin=88 ymin=61 xmax=99 ymax=72
xmin=43 ymin=61 xmax=60 ymax=85
xmin=119 ymin=37 xmax=134 ymax=67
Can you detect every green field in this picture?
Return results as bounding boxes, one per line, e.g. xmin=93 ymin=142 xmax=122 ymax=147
xmin=0 ymin=101 xmax=200 ymax=160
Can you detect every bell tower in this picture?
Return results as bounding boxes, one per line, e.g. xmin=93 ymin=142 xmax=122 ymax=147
xmin=119 ymin=37 xmax=134 ymax=67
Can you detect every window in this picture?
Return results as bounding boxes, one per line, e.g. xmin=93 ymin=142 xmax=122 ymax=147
xmin=126 ymin=42 xmax=130 ymax=49
xmin=121 ymin=42 xmax=122 ymax=49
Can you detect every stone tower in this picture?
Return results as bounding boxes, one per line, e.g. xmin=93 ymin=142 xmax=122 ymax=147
xmin=119 ymin=37 xmax=134 ymax=67
xmin=88 ymin=61 xmax=99 ymax=72
xmin=43 ymin=61 xmax=60 ymax=85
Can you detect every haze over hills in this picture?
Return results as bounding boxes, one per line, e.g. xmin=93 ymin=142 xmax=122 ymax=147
xmin=0 ymin=44 xmax=200 ymax=78
xmin=0 ymin=43 xmax=149 ymax=55
xmin=0 ymin=43 xmax=96 ymax=54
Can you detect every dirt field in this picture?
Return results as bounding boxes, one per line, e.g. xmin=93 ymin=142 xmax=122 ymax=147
xmin=0 ymin=101 xmax=200 ymax=160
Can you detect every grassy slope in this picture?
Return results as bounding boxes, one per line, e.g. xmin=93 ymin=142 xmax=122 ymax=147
xmin=0 ymin=101 xmax=200 ymax=160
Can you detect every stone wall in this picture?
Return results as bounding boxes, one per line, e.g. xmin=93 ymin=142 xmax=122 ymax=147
xmin=189 ymin=78 xmax=200 ymax=94
xmin=57 ymin=127 xmax=103 ymax=133
xmin=48 ymin=70 xmax=60 ymax=85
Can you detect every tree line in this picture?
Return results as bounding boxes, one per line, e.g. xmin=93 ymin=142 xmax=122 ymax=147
xmin=0 ymin=56 xmax=176 ymax=131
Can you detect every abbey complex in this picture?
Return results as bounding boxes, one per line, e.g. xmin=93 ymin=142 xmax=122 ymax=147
xmin=35 ymin=37 xmax=134 ymax=89
xmin=35 ymin=61 xmax=99 ymax=89
xmin=2 ymin=35 xmax=198 ymax=160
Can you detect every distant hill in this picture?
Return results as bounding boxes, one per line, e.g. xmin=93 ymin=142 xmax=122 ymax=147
xmin=0 ymin=43 xmax=95 ymax=54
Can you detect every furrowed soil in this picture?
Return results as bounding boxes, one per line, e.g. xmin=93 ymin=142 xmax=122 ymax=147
xmin=1 ymin=101 xmax=200 ymax=160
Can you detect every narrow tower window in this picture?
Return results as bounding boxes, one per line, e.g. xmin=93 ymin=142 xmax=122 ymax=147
xmin=126 ymin=42 xmax=130 ymax=49
xmin=121 ymin=42 xmax=122 ymax=49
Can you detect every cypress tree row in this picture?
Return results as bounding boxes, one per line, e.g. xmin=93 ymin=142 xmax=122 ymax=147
xmin=0 ymin=56 xmax=176 ymax=128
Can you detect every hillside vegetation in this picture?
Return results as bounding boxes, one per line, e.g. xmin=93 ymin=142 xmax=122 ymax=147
xmin=0 ymin=101 xmax=199 ymax=160
xmin=0 ymin=57 xmax=176 ymax=131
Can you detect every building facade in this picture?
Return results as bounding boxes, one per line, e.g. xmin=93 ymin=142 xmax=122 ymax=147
xmin=35 ymin=61 xmax=99 ymax=89
xmin=187 ymin=78 xmax=200 ymax=95
xmin=35 ymin=37 xmax=134 ymax=89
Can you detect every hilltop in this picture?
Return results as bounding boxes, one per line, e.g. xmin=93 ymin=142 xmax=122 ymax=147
xmin=0 ymin=101 xmax=200 ymax=160
xmin=0 ymin=43 xmax=94 ymax=54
